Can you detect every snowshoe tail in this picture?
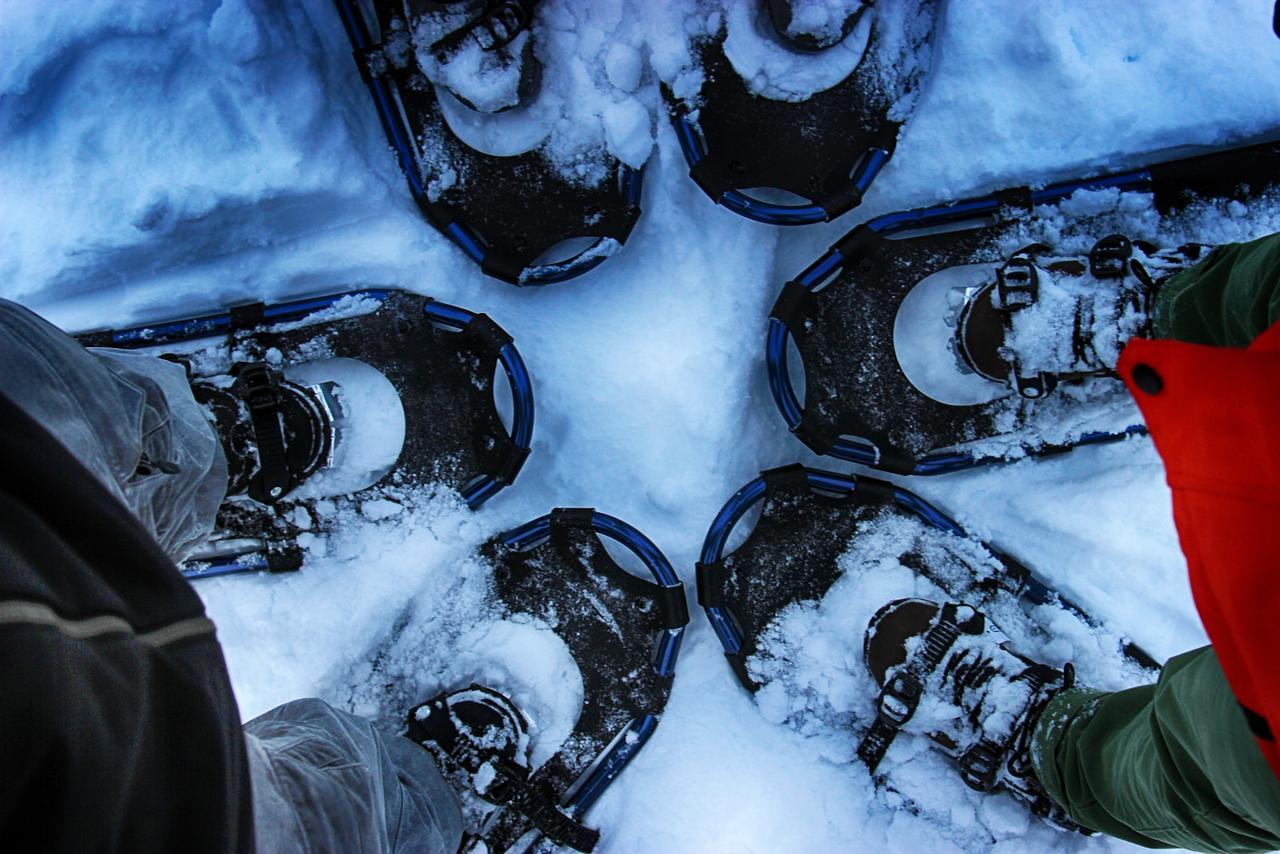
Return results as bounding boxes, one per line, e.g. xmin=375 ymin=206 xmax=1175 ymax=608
xmin=78 ymin=290 xmax=534 ymax=578
xmin=334 ymin=0 xmax=642 ymax=284
xmin=472 ymin=509 xmax=688 ymax=852
xmin=767 ymin=138 xmax=1280 ymax=474
xmin=663 ymin=0 xmax=937 ymax=224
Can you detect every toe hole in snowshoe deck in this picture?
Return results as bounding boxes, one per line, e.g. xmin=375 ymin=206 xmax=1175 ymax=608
xmin=435 ymin=87 xmax=552 ymax=157
xmin=283 ymin=357 xmax=406 ymax=498
xmin=892 ymin=263 xmax=1010 ymax=407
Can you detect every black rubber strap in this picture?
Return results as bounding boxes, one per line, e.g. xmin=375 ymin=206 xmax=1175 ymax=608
xmin=695 ymin=561 xmax=726 ymax=609
xmin=489 ymin=760 xmax=599 ymax=852
xmin=464 ymin=313 xmax=514 ymax=353
xmin=481 ymin=249 xmax=526 ymax=284
xmin=656 ymin=583 xmax=690 ymax=630
xmin=857 ymin=612 xmax=962 ymax=772
xmin=995 ymin=186 xmax=1034 ymax=211
xmin=494 ymin=446 xmax=531 ymax=485
xmin=229 ymin=302 xmax=266 ymax=331
xmin=770 ymin=279 xmax=817 ymax=326
xmin=852 ymin=476 xmax=896 ymax=504
xmin=816 ymin=183 xmax=862 ymax=220
xmin=790 ymin=413 xmax=838 ymax=456
xmin=232 ymin=363 xmax=293 ymax=503
xmin=761 ymin=463 xmax=810 ymax=493
xmin=689 ymin=154 xmax=734 ymax=201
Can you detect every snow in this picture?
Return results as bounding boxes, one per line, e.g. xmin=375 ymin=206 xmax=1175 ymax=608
xmin=3 ymin=0 xmax=1279 ymax=851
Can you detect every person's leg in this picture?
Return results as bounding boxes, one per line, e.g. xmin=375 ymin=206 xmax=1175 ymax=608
xmin=1152 ymin=233 xmax=1280 ymax=346
xmin=1032 ymin=647 xmax=1280 ymax=852
xmin=244 ymin=699 xmax=463 ymax=854
xmin=0 ymin=300 xmax=225 ymax=558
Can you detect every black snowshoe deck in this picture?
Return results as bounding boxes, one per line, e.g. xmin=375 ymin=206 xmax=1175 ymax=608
xmin=696 ymin=464 xmax=1156 ymax=694
xmin=664 ymin=0 xmax=937 ymax=225
xmin=768 ymin=139 xmax=1280 ymax=474
xmin=335 ymin=0 xmax=642 ymax=285
xmin=77 ymin=289 xmax=533 ymax=578
xmin=474 ymin=508 xmax=687 ymax=852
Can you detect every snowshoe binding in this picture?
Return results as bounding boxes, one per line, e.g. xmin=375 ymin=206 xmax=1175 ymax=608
xmin=335 ymin=0 xmax=643 ymax=284
xmin=443 ymin=508 xmax=688 ymax=852
xmin=767 ymin=138 xmax=1280 ymax=474
xmin=406 ymin=684 xmax=593 ymax=852
xmin=191 ymin=362 xmax=338 ymax=504
xmin=949 ymin=237 xmax=1204 ymax=401
xmin=862 ymin=599 xmax=1083 ymax=831
xmin=77 ymin=289 xmax=534 ymax=578
xmin=697 ymin=464 xmax=1154 ymax=834
xmin=663 ymin=0 xmax=937 ymax=224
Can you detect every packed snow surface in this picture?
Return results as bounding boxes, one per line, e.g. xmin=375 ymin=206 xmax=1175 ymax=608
xmin=4 ymin=0 xmax=1280 ymax=851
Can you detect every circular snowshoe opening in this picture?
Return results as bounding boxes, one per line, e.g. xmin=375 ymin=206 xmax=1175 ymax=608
xmin=491 ymin=361 xmax=514 ymax=436
xmin=738 ymin=186 xmax=815 ymax=207
xmin=893 ymin=263 xmax=1010 ymax=406
xmin=435 ymin=86 xmax=553 ymax=157
xmin=723 ymin=0 xmax=872 ymax=100
xmin=720 ymin=501 xmax=765 ymax=560
xmin=598 ymin=532 xmax=656 ymax=583
xmin=529 ymin=235 xmax=604 ymax=268
xmin=284 ymin=358 xmax=406 ymax=498
xmin=785 ymin=331 xmax=806 ymax=410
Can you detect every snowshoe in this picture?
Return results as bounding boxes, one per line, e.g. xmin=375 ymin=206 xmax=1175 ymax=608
xmin=662 ymin=0 xmax=937 ymax=224
xmin=77 ymin=289 xmax=534 ymax=578
xmin=410 ymin=509 xmax=686 ymax=852
xmin=334 ymin=0 xmax=643 ymax=284
xmin=696 ymin=464 xmax=1154 ymax=830
xmin=862 ymin=598 xmax=1083 ymax=831
xmin=767 ymin=138 xmax=1280 ymax=473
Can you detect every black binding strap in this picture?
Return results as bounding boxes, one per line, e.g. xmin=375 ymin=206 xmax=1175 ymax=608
xmin=463 ymin=313 xmax=514 ymax=353
xmin=229 ymin=302 xmax=266 ymax=331
xmin=695 ymin=561 xmax=726 ymax=610
xmin=488 ymin=760 xmax=599 ymax=853
xmin=656 ymin=583 xmax=690 ymax=630
xmin=770 ymin=279 xmax=817 ymax=326
xmin=231 ymin=363 xmax=293 ymax=503
xmin=857 ymin=608 xmax=963 ymax=772
xmin=689 ymin=154 xmax=735 ymax=202
xmin=761 ymin=463 xmax=810 ymax=492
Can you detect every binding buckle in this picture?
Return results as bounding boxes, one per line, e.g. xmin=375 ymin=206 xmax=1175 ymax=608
xmin=995 ymin=256 xmax=1039 ymax=311
xmin=877 ymin=671 xmax=922 ymax=726
xmin=959 ymin=740 xmax=1003 ymax=791
xmin=1089 ymin=234 xmax=1133 ymax=279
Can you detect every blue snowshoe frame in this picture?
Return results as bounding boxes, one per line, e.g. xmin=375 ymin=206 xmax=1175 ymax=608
xmin=697 ymin=464 xmax=1158 ymax=691
xmin=480 ymin=508 xmax=686 ymax=850
xmin=334 ymin=0 xmax=643 ymax=285
xmin=78 ymin=289 xmax=534 ymax=579
xmin=767 ymin=139 xmax=1280 ymax=474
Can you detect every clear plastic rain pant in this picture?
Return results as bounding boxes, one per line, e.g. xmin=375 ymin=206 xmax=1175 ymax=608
xmin=0 ymin=299 xmax=461 ymax=853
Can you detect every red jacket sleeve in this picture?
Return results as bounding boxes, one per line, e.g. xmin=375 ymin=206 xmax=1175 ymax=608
xmin=1119 ymin=322 xmax=1280 ymax=780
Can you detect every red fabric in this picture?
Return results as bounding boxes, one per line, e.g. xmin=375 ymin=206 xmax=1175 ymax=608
xmin=1119 ymin=321 xmax=1280 ymax=780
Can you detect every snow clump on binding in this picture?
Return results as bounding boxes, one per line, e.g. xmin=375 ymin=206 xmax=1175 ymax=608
xmin=862 ymin=598 xmax=1089 ymax=833
xmin=954 ymin=236 xmax=1207 ymax=398
xmin=410 ymin=0 xmax=541 ymax=114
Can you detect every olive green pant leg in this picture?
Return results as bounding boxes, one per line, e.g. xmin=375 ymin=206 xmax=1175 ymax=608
xmin=1152 ymin=233 xmax=1280 ymax=346
xmin=1031 ymin=647 xmax=1280 ymax=852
